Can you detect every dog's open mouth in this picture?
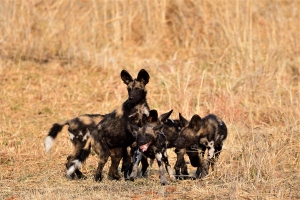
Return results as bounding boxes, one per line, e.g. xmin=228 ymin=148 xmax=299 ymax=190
xmin=139 ymin=142 xmax=151 ymax=152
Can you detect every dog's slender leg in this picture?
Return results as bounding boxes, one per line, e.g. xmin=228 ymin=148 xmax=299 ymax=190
xmin=180 ymin=148 xmax=189 ymax=180
xmin=209 ymin=143 xmax=222 ymax=172
xmin=122 ymin=146 xmax=134 ymax=180
xmin=196 ymin=146 xmax=208 ymax=179
xmin=155 ymin=152 xmax=168 ymax=185
xmin=174 ymin=148 xmax=188 ymax=180
xmin=140 ymin=156 xmax=149 ymax=177
xmin=108 ymin=148 xmax=122 ymax=180
xmin=94 ymin=142 xmax=109 ymax=182
xmin=129 ymin=149 xmax=143 ymax=181
xmin=162 ymin=150 xmax=176 ymax=182
xmin=66 ymin=140 xmax=87 ymax=180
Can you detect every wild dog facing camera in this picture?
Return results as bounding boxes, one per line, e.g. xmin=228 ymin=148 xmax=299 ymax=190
xmin=121 ymin=69 xmax=150 ymax=104
xmin=130 ymin=110 xmax=165 ymax=152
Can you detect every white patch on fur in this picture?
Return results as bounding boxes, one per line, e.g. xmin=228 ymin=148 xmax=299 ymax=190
xmin=143 ymin=107 xmax=149 ymax=116
xmin=45 ymin=136 xmax=54 ymax=153
xmin=155 ymin=152 xmax=162 ymax=161
xmin=79 ymin=131 xmax=83 ymax=136
xmin=69 ymin=132 xmax=74 ymax=140
xmin=217 ymin=118 xmax=223 ymax=126
xmin=66 ymin=160 xmax=82 ymax=176
xmin=207 ymin=141 xmax=215 ymax=159
xmin=218 ymin=135 xmax=224 ymax=141
xmin=82 ymin=130 xmax=90 ymax=141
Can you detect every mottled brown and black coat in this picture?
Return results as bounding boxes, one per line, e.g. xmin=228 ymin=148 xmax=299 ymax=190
xmin=66 ymin=69 xmax=150 ymax=181
xmin=44 ymin=114 xmax=105 ymax=179
xmin=174 ymin=114 xmax=228 ymax=178
xmin=129 ymin=110 xmax=176 ymax=185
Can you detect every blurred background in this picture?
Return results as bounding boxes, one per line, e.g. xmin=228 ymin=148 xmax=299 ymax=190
xmin=0 ymin=0 xmax=299 ymax=199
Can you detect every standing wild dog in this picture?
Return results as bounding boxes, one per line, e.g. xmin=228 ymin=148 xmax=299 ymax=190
xmin=44 ymin=114 xmax=105 ymax=179
xmin=66 ymin=69 xmax=150 ymax=181
xmin=174 ymin=114 xmax=228 ymax=178
xmin=130 ymin=110 xmax=176 ymax=185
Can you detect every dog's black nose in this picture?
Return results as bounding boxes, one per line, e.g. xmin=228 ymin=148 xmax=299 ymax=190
xmin=129 ymin=95 xmax=134 ymax=100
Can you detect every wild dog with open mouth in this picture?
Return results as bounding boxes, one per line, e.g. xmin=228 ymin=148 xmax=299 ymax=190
xmin=44 ymin=114 xmax=105 ymax=179
xmin=130 ymin=110 xmax=205 ymax=180
xmin=130 ymin=110 xmax=176 ymax=185
xmin=66 ymin=69 xmax=150 ymax=181
xmin=174 ymin=114 xmax=228 ymax=178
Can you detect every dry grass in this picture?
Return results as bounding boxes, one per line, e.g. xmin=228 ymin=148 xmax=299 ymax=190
xmin=0 ymin=0 xmax=299 ymax=199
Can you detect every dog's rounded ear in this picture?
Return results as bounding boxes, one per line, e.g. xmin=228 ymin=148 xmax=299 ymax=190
xmin=189 ymin=114 xmax=202 ymax=132
xmin=179 ymin=113 xmax=189 ymax=127
xmin=159 ymin=109 xmax=173 ymax=122
xmin=137 ymin=69 xmax=150 ymax=85
xmin=121 ymin=70 xmax=133 ymax=85
xmin=148 ymin=110 xmax=158 ymax=122
xmin=153 ymin=124 xmax=164 ymax=132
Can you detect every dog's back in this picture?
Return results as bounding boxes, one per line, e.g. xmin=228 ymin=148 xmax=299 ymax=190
xmin=198 ymin=114 xmax=227 ymax=149
xmin=45 ymin=114 xmax=105 ymax=153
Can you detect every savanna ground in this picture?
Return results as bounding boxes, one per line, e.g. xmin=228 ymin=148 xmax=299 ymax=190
xmin=0 ymin=0 xmax=299 ymax=199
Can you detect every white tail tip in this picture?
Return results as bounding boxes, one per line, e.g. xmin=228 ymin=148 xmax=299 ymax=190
xmin=45 ymin=136 xmax=54 ymax=153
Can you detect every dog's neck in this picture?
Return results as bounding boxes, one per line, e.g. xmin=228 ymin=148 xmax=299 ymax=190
xmin=123 ymin=98 xmax=148 ymax=109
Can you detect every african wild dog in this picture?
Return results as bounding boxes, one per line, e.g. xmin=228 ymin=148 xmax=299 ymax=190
xmin=159 ymin=112 xmax=191 ymax=179
xmin=174 ymin=114 xmax=228 ymax=178
xmin=130 ymin=110 xmax=205 ymax=180
xmin=66 ymin=69 xmax=150 ymax=181
xmin=130 ymin=109 xmax=176 ymax=185
xmin=44 ymin=114 xmax=105 ymax=179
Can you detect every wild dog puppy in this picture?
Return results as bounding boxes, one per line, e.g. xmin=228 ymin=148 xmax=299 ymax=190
xmin=66 ymin=69 xmax=150 ymax=181
xmin=131 ymin=111 xmax=198 ymax=180
xmin=44 ymin=114 xmax=105 ymax=179
xmin=130 ymin=110 xmax=176 ymax=185
xmin=159 ymin=112 xmax=191 ymax=179
xmin=129 ymin=110 xmax=174 ymax=179
xmin=174 ymin=114 xmax=228 ymax=178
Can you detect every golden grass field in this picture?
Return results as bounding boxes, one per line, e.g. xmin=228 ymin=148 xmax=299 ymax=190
xmin=0 ymin=0 xmax=299 ymax=199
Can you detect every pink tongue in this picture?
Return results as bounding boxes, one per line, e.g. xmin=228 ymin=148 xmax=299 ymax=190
xmin=140 ymin=143 xmax=150 ymax=152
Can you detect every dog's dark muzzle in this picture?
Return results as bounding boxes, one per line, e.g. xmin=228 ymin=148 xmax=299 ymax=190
xmin=129 ymin=95 xmax=134 ymax=101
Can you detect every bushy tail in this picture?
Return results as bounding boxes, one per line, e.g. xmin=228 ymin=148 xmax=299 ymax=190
xmin=66 ymin=137 xmax=92 ymax=177
xmin=44 ymin=121 xmax=68 ymax=153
